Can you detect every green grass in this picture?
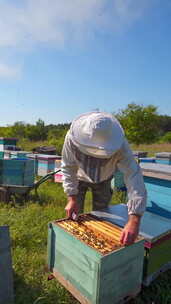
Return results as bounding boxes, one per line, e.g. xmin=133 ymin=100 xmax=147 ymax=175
xmin=0 ymin=181 xmax=171 ymax=304
xmin=131 ymin=143 xmax=171 ymax=156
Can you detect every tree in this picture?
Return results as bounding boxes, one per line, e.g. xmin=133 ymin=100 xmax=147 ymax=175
xmin=115 ymin=103 xmax=160 ymax=145
xmin=157 ymin=115 xmax=171 ymax=136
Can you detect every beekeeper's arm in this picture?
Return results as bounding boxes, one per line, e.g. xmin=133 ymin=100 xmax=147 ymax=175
xmin=61 ymin=132 xmax=79 ymax=218
xmin=117 ymin=139 xmax=147 ymax=245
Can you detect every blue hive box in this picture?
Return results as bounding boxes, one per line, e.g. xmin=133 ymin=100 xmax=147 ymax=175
xmin=140 ymin=163 xmax=171 ymax=219
xmin=0 ymin=159 xmax=34 ymax=186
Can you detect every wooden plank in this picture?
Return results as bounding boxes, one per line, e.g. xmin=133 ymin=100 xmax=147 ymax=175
xmin=98 ymin=240 xmax=144 ymax=304
xmin=140 ymin=163 xmax=171 ymax=180
xmin=49 ymin=223 xmax=100 ymax=303
xmin=155 ymin=152 xmax=171 ymax=159
xmin=0 ymin=226 xmax=13 ymax=304
xmin=53 ymin=269 xmax=91 ymax=304
xmin=143 ymin=170 xmax=171 ymax=180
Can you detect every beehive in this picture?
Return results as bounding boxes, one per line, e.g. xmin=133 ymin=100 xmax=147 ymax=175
xmin=133 ymin=151 xmax=148 ymax=158
xmin=0 ymin=159 xmax=34 ymax=186
xmin=48 ymin=214 xmax=144 ymax=304
xmin=0 ymin=151 xmax=4 ymax=159
xmin=54 ymin=159 xmax=63 ymax=183
xmin=155 ymin=152 xmax=171 ymax=159
xmin=0 ymin=137 xmax=18 ymax=152
xmin=28 ymin=154 xmax=60 ymax=176
xmin=94 ymin=204 xmax=171 ymax=286
xmin=140 ymin=163 xmax=171 ymax=219
xmin=111 ymin=170 xmax=126 ymax=191
xmin=139 ymin=157 xmax=156 ymax=163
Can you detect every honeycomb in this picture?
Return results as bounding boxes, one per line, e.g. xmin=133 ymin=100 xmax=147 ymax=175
xmin=55 ymin=214 xmax=123 ymax=255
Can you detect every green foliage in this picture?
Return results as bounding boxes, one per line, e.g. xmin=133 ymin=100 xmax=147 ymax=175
xmin=157 ymin=115 xmax=171 ymax=136
xmin=115 ymin=103 xmax=160 ymax=145
xmin=48 ymin=127 xmax=68 ymax=154
xmin=0 ymin=120 xmax=70 ymax=154
xmin=159 ymin=131 xmax=171 ymax=143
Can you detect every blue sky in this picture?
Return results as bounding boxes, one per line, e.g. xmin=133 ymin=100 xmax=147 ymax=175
xmin=0 ymin=0 xmax=171 ymax=126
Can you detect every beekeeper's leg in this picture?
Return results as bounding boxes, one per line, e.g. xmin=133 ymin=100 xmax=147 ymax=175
xmin=77 ymin=180 xmax=89 ymax=214
xmin=92 ymin=177 xmax=113 ymax=211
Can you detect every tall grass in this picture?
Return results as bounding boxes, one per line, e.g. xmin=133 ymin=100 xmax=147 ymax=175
xmin=131 ymin=143 xmax=171 ymax=156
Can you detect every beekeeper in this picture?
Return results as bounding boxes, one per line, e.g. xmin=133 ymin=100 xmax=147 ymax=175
xmin=61 ymin=111 xmax=147 ymax=245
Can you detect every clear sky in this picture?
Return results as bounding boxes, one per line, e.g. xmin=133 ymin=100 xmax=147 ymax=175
xmin=0 ymin=0 xmax=171 ymax=126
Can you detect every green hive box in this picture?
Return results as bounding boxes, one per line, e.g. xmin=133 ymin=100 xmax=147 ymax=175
xmin=47 ymin=216 xmax=144 ymax=304
xmin=143 ymin=234 xmax=171 ymax=285
xmin=0 ymin=159 xmax=34 ymax=186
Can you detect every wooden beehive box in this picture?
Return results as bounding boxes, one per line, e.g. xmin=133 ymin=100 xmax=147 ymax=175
xmin=0 ymin=151 xmax=4 ymax=159
xmin=0 ymin=159 xmax=34 ymax=186
xmin=111 ymin=170 xmax=126 ymax=191
xmin=155 ymin=152 xmax=171 ymax=159
xmin=0 ymin=137 xmax=18 ymax=151
xmin=10 ymin=151 xmax=30 ymax=159
xmin=47 ymin=214 xmax=144 ymax=304
xmin=54 ymin=159 xmax=63 ymax=183
xmin=133 ymin=151 xmax=148 ymax=158
xmin=140 ymin=163 xmax=171 ymax=219
xmin=27 ymin=154 xmax=59 ymax=176
xmin=27 ymin=153 xmax=39 ymax=175
xmin=94 ymin=204 xmax=171 ymax=286
xmin=139 ymin=157 xmax=156 ymax=163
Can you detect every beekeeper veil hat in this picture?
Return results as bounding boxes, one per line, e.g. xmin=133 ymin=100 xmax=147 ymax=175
xmin=70 ymin=111 xmax=124 ymax=158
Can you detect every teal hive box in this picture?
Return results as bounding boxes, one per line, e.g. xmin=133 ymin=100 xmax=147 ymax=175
xmin=27 ymin=154 xmax=60 ymax=176
xmin=111 ymin=171 xmax=126 ymax=191
xmin=0 ymin=137 xmax=18 ymax=151
xmin=92 ymin=204 xmax=171 ymax=286
xmin=47 ymin=215 xmax=144 ymax=304
xmin=140 ymin=163 xmax=171 ymax=219
xmin=10 ymin=151 xmax=30 ymax=159
xmin=0 ymin=151 xmax=4 ymax=159
xmin=0 ymin=159 xmax=34 ymax=186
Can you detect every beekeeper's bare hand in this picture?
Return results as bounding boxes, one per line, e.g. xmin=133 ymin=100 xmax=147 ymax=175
xmin=65 ymin=196 xmax=79 ymax=218
xmin=120 ymin=215 xmax=141 ymax=246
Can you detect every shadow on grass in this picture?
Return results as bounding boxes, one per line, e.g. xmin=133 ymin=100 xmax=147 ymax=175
xmin=14 ymin=271 xmax=79 ymax=304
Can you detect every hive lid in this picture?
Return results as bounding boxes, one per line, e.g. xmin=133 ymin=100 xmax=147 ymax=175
xmin=140 ymin=162 xmax=171 ymax=174
xmin=91 ymin=204 xmax=171 ymax=242
xmin=155 ymin=152 xmax=171 ymax=159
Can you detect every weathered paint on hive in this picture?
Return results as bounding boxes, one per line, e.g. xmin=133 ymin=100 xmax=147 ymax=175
xmin=144 ymin=176 xmax=171 ymax=219
xmin=47 ymin=215 xmax=144 ymax=304
xmin=48 ymin=222 xmax=100 ymax=303
xmin=0 ymin=159 xmax=34 ymax=186
xmin=28 ymin=154 xmax=60 ymax=176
